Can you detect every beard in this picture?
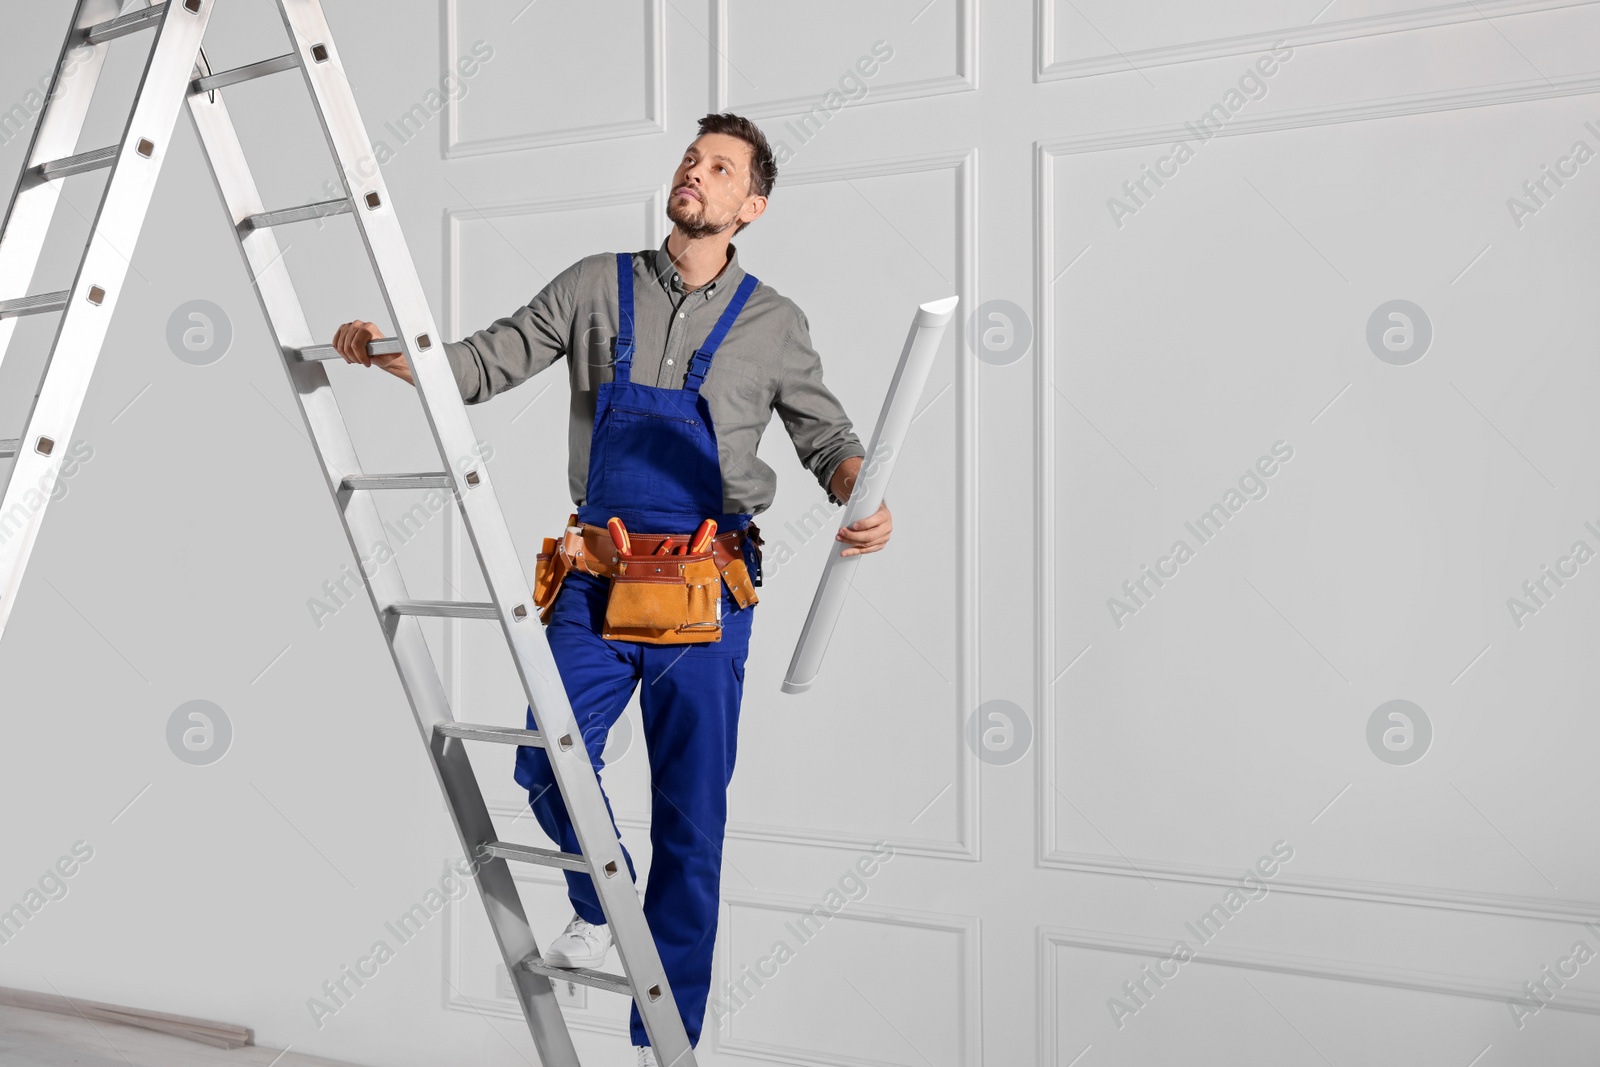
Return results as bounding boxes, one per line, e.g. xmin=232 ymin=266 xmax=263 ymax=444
xmin=667 ymin=193 xmax=735 ymax=239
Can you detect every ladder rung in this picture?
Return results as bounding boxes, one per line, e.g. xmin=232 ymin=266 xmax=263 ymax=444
xmin=35 ymin=145 xmax=119 ymax=182
xmin=519 ymin=956 xmax=633 ymax=997
xmin=296 ymin=338 xmax=403 ymax=362
xmin=192 ymin=52 xmax=298 ymax=94
xmin=0 ymin=440 xmax=17 ymax=459
xmin=435 ymin=722 xmax=547 ymax=748
xmin=85 ymin=3 xmax=169 ymax=45
xmin=482 ymin=841 xmax=588 ymax=872
xmin=341 ymin=472 xmax=454 ymax=491
xmin=387 ymin=599 xmax=498 ymax=620
xmin=240 ymin=198 xmax=352 ymax=234
xmin=0 ymin=291 xmax=70 ymax=319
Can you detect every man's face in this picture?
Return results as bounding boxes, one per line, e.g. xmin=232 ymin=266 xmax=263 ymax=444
xmin=668 ymin=133 xmax=761 ymax=239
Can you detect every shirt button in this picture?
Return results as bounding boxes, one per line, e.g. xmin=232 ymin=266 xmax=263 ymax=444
xmin=666 ymin=359 xmax=674 ymax=366
xmin=678 ymin=312 xmax=686 ymax=319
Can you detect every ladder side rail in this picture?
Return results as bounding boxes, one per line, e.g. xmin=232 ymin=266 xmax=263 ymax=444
xmin=273 ymin=4 xmax=697 ymax=1061
xmin=0 ymin=0 xmax=211 ymax=636
xmin=180 ymin=76 xmax=583 ymax=1067
xmin=0 ymin=0 xmax=122 ymax=375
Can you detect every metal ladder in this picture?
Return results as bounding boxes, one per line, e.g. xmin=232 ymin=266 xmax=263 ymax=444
xmin=0 ymin=3 xmax=697 ymax=1063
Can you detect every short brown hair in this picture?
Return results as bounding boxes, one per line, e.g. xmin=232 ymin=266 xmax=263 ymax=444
xmin=694 ymin=112 xmax=777 ymax=233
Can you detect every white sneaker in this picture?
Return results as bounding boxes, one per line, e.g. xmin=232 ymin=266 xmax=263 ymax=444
xmin=634 ymin=1046 xmax=658 ymax=1067
xmin=544 ymin=912 xmax=613 ymax=968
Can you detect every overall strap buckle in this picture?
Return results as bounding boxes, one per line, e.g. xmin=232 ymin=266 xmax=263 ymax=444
xmin=684 ymin=271 xmax=760 ymax=394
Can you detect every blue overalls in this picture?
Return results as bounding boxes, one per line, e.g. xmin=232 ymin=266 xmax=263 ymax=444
xmin=514 ymin=252 xmax=761 ymax=1048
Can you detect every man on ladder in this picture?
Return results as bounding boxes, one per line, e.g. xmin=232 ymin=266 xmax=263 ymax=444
xmin=332 ymin=111 xmax=892 ymax=1064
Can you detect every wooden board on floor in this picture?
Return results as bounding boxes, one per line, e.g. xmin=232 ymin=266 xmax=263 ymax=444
xmin=0 ymin=1003 xmax=370 ymax=1067
xmin=0 ymin=985 xmax=253 ymax=1049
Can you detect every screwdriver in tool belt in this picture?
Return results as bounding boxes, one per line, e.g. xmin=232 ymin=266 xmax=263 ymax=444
xmin=685 ymin=518 xmax=717 ymax=555
xmin=607 ymin=517 xmax=630 ymax=556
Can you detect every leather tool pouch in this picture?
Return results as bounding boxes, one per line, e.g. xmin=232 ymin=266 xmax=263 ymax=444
xmin=533 ymin=515 xmax=581 ymax=625
xmin=604 ymin=553 xmax=723 ymax=644
xmin=719 ymin=555 xmax=759 ymax=610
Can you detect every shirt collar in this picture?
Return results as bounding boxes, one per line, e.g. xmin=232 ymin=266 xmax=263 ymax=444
xmin=651 ymin=237 xmax=745 ymax=300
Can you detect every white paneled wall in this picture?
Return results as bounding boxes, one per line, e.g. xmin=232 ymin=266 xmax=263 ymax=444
xmin=0 ymin=1 xmax=1597 ymax=1065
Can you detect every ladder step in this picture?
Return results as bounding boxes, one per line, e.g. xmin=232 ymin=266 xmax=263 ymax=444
xmin=85 ymin=3 xmax=169 ymax=45
xmin=192 ymin=52 xmax=298 ymax=94
xmin=0 ymin=291 xmax=70 ymax=319
xmin=482 ymin=841 xmax=589 ymax=872
xmin=435 ymin=722 xmax=548 ymax=748
xmin=0 ymin=440 xmax=18 ymax=459
xmin=387 ymin=599 xmax=498 ymax=620
xmin=35 ymin=145 xmax=119 ymax=182
xmin=519 ymin=956 xmax=634 ymax=997
xmin=296 ymin=337 xmax=403 ymax=362
xmin=341 ymin=472 xmax=454 ymax=491
xmin=240 ymin=198 xmax=352 ymax=234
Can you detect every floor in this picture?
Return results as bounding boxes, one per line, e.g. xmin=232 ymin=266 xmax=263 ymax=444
xmin=0 ymin=1004 xmax=366 ymax=1067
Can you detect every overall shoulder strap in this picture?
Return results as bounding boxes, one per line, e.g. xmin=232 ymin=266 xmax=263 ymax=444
xmin=685 ymin=272 xmax=759 ymax=394
xmin=613 ymin=252 xmax=635 ymax=382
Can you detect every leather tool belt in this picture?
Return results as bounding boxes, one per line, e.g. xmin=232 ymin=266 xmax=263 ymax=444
xmin=533 ymin=514 xmax=760 ymax=643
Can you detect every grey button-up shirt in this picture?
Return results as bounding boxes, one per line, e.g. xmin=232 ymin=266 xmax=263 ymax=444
xmin=442 ymin=239 xmax=865 ymax=517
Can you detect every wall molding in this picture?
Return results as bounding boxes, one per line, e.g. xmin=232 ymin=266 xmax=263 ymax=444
xmin=1037 ymin=925 xmax=1600 ymax=1063
xmin=1040 ymin=69 xmax=1600 ymax=158
xmin=450 ymin=149 xmax=980 ymax=861
xmin=1039 ymin=849 xmax=1600 ymax=925
xmin=714 ymin=889 xmax=981 ymax=1067
xmin=1036 ymin=0 xmax=1600 ymax=81
xmin=442 ymin=0 xmax=665 ymax=157
xmin=711 ymin=0 xmax=977 ymax=118
xmin=443 ymin=185 xmax=664 ymax=341
xmin=753 ymin=147 xmax=979 ymax=862
xmin=479 ymin=803 xmax=979 ymax=863
xmin=1034 ymin=73 xmax=1600 ymax=922
xmin=447 ymin=873 xmax=987 ymax=1055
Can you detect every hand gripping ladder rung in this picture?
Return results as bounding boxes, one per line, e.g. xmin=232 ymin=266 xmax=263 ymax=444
xmin=177 ymin=3 xmax=698 ymax=1064
xmin=0 ymin=0 xmax=212 ymax=638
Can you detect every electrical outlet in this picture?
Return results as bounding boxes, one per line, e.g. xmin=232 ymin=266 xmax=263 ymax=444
xmin=554 ymin=976 xmax=587 ymax=1009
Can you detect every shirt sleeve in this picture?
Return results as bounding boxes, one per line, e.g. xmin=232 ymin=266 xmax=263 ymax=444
xmin=774 ymin=307 xmax=865 ymax=505
xmin=442 ymin=256 xmax=584 ymax=405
